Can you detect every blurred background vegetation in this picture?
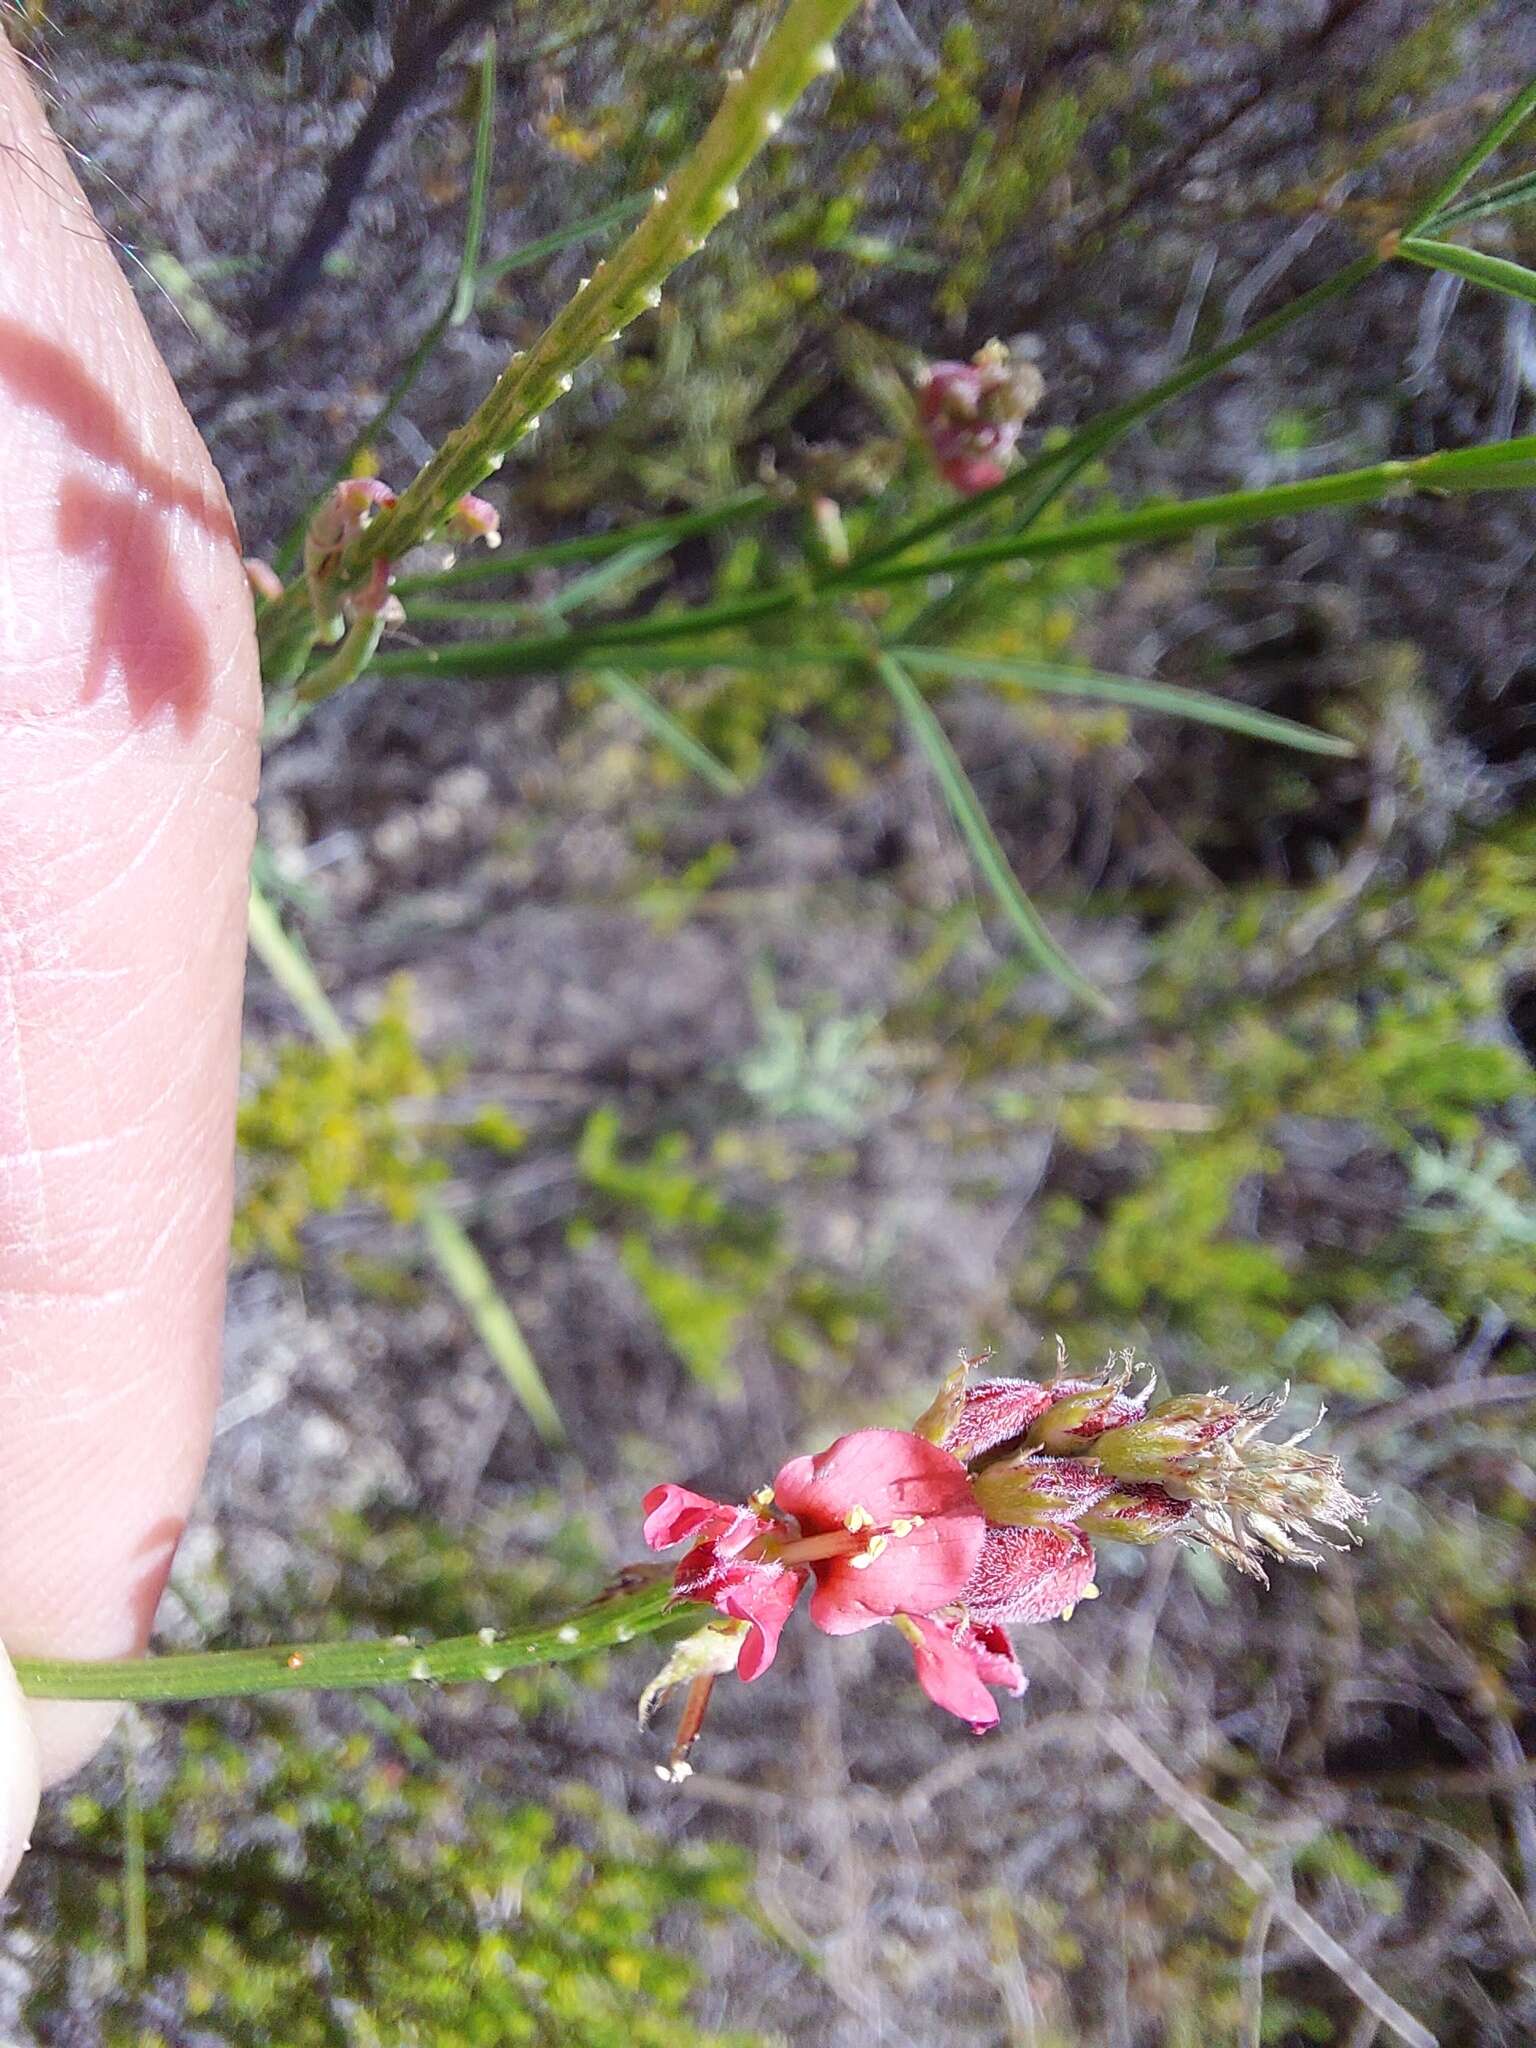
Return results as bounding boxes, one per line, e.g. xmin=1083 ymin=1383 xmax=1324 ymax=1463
xmin=6 ymin=0 xmax=1536 ymax=2041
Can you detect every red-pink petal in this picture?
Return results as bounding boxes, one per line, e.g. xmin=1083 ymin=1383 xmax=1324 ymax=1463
xmin=774 ymin=1428 xmax=978 ymax=1530
xmin=642 ymin=1484 xmax=735 ymax=1551
xmin=901 ymin=1614 xmax=1021 ymax=1733
xmin=963 ymin=1523 xmax=1097 ymax=1626
xmin=720 ymin=1568 xmax=805 ymax=1682
xmin=670 ymin=1539 xmax=808 ymax=1680
xmin=775 ymin=1429 xmax=987 ymax=1634
xmin=965 ymin=1621 xmax=1028 ymax=1698
xmin=937 ymin=451 xmax=1008 ymax=495
xmin=941 ymin=1378 xmax=1056 ymax=1461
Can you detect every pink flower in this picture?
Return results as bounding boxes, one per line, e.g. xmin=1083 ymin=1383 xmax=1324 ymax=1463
xmin=447 ymin=492 xmax=502 ymax=549
xmin=642 ymin=1485 xmax=803 ymax=1681
xmin=303 ymin=476 xmax=399 ymax=640
xmin=962 ymin=1523 xmax=1097 ymax=1626
xmin=896 ymin=1614 xmax=1027 ymax=1734
xmin=773 ymin=1429 xmax=987 ymax=1636
xmin=916 ymin=342 xmax=1044 ymax=497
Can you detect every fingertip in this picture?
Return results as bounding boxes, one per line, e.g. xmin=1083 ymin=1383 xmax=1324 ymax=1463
xmin=0 ymin=1641 xmax=42 ymax=1894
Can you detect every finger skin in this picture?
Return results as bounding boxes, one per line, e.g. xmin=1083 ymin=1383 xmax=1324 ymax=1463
xmin=0 ymin=41 xmax=260 ymax=1785
xmin=0 ymin=1643 xmax=39 ymax=1886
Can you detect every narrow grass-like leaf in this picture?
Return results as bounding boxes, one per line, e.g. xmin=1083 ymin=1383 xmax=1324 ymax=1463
xmin=1425 ymin=164 xmax=1536 ymax=232
xmin=473 ymin=190 xmax=649 ymax=285
xmin=890 ymin=647 xmax=1356 ymax=757
xmin=394 ymin=488 xmax=773 ymax=594
xmin=247 ymin=876 xmax=566 ymax=1443
xmin=247 ymin=882 xmax=349 ymax=1051
xmin=1399 ymin=235 xmax=1536 ymax=311
xmin=417 ymin=1196 xmax=566 ymax=1446
xmin=542 ymin=536 xmax=678 ymax=616
xmin=875 ymin=654 xmax=1112 ymax=1013
xmin=853 ymin=434 xmax=1536 ymax=586
xmin=369 ymin=640 xmax=843 ymax=680
xmin=449 ymin=30 xmax=499 ymax=326
xmin=121 ymin=1719 xmax=147 ymax=1975
xmin=404 ymin=540 xmax=675 ymax=626
xmin=1406 ymin=74 xmax=1536 ymax=233
xmin=587 ymin=667 xmax=742 ymax=794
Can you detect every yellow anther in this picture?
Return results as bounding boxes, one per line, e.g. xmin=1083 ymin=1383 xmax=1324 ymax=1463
xmin=843 ymin=1504 xmax=875 ymax=1533
xmin=750 ymin=1485 xmax=775 ymax=1510
xmin=1059 ymin=1603 xmax=1075 ymax=1622
xmin=849 ymin=1534 xmax=889 ymax=1570
xmin=1080 ymin=1583 xmax=1099 ymax=1600
xmin=890 ymin=1518 xmax=915 ymax=1539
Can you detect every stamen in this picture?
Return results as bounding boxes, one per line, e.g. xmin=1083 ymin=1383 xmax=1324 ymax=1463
xmin=843 ymin=1504 xmax=875 ymax=1533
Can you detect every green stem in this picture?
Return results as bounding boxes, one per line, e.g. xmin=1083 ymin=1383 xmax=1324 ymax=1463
xmin=257 ymin=0 xmax=857 ymax=692
xmin=371 ymin=434 xmax=1536 ymax=684
xmin=13 ymin=1579 xmax=682 ymax=1703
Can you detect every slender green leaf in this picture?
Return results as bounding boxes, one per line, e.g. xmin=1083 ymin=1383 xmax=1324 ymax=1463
xmin=851 ymin=434 xmax=1536 ymax=586
xmin=394 ymin=487 xmax=773 ymax=593
xmin=1407 ymin=74 xmax=1536 ymax=233
xmin=418 ymin=1197 xmax=566 ymax=1446
xmin=121 ymin=1719 xmax=147 ymax=1976
xmin=247 ymin=881 xmax=349 ymax=1051
xmin=1399 ymin=235 xmax=1536 ymax=310
xmin=404 ymin=540 xmax=675 ymax=626
xmin=586 ymin=668 xmax=743 ymax=794
xmin=247 ymin=876 xmax=566 ymax=1445
xmin=889 ymin=647 xmax=1356 ymax=757
xmin=1426 ymin=163 xmax=1536 ymax=232
xmin=473 ymin=190 xmax=649 ymax=285
xmin=449 ymin=31 xmax=499 ymax=326
xmin=369 ymin=640 xmax=845 ymax=680
xmin=874 ymin=654 xmax=1112 ymax=1014
xmin=542 ymin=536 xmax=677 ymax=616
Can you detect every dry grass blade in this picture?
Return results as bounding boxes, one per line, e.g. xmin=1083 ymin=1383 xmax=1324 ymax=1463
xmin=1036 ymin=1641 xmax=1438 ymax=2048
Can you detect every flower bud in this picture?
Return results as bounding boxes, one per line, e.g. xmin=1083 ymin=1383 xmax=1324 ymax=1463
xmin=1076 ymin=1481 xmax=1193 ymax=1546
xmin=243 ymin=557 xmax=284 ymax=603
xmin=447 ymin=493 xmax=502 ymax=549
xmin=1093 ymin=1393 xmax=1245 ymax=1483
xmin=1090 ymin=1389 xmax=1372 ymax=1581
xmin=304 ymin=477 xmax=398 ymax=641
xmin=1024 ymin=1366 xmax=1152 ymax=1454
xmin=971 ymin=1453 xmax=1113 ymax=1529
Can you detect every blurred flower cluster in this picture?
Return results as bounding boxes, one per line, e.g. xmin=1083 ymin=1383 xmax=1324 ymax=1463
xmin=916 ymin=340 xmax=1044 ymax=493
xmin=641 ymin=1351 xmax=1369 ymax=1772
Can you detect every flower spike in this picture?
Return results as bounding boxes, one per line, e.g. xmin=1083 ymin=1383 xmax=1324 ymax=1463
xmin=639 ymin=1346 xmax=1369 ymax=1769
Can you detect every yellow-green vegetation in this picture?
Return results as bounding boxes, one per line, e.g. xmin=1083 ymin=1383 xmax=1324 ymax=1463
xmin=40 ymin=1734 xmax=760 ymax=2048
xmin=235 ymin=983 xmax=522 ymax=1266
